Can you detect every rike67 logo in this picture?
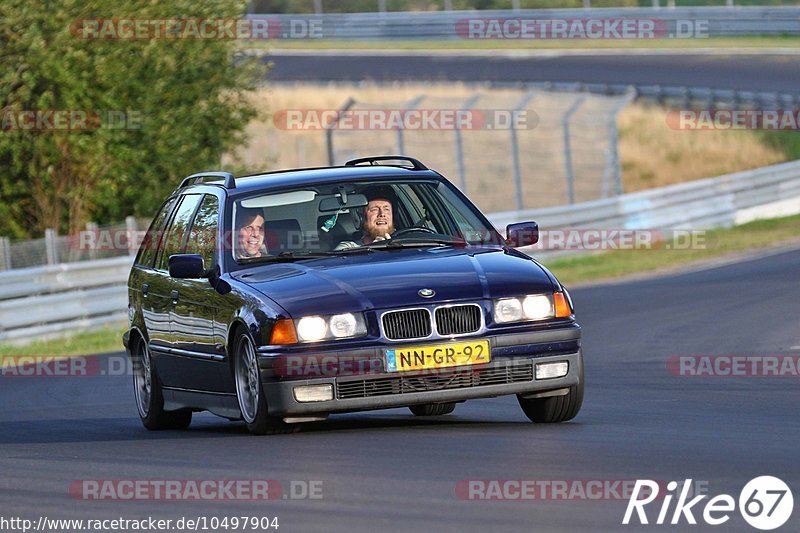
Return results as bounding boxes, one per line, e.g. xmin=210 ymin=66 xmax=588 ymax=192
xmin=623 ymin=477 xmax=793 ymax=530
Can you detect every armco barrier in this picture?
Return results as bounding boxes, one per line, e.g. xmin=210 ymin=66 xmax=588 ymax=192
xmin=2 ymin=159 xmax=800 ymax=343
xmin=247 ymin=7 xmax=800 ymax=40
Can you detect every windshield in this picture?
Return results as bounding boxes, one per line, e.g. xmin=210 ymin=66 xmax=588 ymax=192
xmin=229 ymin=179 xmax=504 ymax=265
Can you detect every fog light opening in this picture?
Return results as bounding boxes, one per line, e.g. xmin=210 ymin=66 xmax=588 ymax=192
xmin=293 ymin=384 xmax=334 ymax=403
xmin=535 ymin=361 xmax=569 ymax=380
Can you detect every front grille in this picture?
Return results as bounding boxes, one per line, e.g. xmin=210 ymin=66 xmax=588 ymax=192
xmin=336 ymin=361 xmax=534 ymax=399
xmin=382 ymin=309 xmax=431 ymax=340
xmin=435 ymin=304 xmax=481 ymax=336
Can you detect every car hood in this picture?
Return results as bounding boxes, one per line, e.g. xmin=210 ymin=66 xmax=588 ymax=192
xmin=235 ymin=247 xmax=555 ymax=317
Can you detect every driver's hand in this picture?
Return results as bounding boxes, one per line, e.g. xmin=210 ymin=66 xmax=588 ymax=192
xmin=373 ymin=233 xmax=392 ymax=242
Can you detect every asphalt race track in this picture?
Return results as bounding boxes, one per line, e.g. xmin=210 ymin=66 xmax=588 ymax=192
xmin=2 ymin=247 xmax=798 ymax=532
xmin=265 ymin=52 xmax=800 ymax=93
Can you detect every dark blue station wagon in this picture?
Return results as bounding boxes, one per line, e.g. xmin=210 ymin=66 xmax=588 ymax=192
xmin=123 ymin=156 xmax=583 ymax=434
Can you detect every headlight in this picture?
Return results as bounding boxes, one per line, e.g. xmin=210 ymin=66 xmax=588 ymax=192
xmin=494 ymin=298 xmax=523 ymax=323
xmin=293 ymin=313 xmax=367 ymax=343
xmin=296 ymin=316 xmax=328 ymax=342
xmin=330 ymin=313 xmax=358 ymax=338
xmin=493 ymin=293 xmax=571 ymax=324
xmin=522 ymin=295 xmax=553 ymax=320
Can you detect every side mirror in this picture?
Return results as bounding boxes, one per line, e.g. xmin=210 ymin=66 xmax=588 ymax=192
xmin=506 ymin=221 xmax=539 ymax=248
xmin=168 ymin=254 xmax=207 ymax=279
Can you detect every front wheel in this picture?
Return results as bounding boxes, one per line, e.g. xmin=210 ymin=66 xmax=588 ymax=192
xmin=517 ymin=353 xmax=584 ymax=423
xmin=132 ymin=337 xmax=192 ymax=430
xmin=234 ymin=331 xmax=296 ymax=435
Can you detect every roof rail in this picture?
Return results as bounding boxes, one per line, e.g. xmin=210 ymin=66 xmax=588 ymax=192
xmin=345 ymin=156 xmax=428 ymax=171
xmin=179 ymin=171 xmax=236 ymax=190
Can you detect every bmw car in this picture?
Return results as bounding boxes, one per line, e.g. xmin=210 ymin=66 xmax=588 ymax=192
xmin=123 ymin=156 xmax=583 ymax=434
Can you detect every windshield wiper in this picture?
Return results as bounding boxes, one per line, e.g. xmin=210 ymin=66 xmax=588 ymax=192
xmin=238 ymin=251 xmax=332 ymax=264
xmin=368 ymin=236 xmax=468 ymax=249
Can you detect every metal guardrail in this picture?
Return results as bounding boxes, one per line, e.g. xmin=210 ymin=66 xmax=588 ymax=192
xmin=1 ymin=159 xmax=800 ymax=343
xmin=490 ymin=81 xmax=800 ymax=112
xmin=0 ymin=256 xmax=132 ymax=342
xmin=248 ymin=7 xmax=800 ymax=39
xmin=488 ymin=159 xmax=800 ymax=237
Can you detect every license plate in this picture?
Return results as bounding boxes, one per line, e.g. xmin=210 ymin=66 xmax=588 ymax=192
xmin=385 ymin=340 xmax=490 ymax=372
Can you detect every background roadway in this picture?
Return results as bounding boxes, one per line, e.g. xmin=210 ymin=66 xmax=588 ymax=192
xmin=265 ymin=51 xmax=800 ymax=93
xmin=1 ymin=248 xmax=799 ymax=532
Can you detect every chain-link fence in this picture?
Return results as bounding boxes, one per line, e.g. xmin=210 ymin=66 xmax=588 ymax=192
xmin=0 ymin=217 xmax=151 ymax=271
xmin=325 ymin=87 xmax=635 ymax=214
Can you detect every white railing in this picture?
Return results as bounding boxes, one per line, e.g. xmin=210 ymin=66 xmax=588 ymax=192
xmin=2 ymin=159 xmax=800 ymax=342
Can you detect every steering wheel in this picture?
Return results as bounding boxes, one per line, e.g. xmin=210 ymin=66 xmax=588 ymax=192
xmin=392 ymin=226 xmax=437 ymax=238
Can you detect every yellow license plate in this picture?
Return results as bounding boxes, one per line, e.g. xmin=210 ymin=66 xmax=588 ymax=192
xmin=385 ymin=340 xmax=490 ymax=372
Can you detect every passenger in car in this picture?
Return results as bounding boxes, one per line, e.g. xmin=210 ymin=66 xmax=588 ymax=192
xmin=334 ymin=186 xmax=397 ymax=250
xmin=235 ymin=207 xmax=267 ymax=259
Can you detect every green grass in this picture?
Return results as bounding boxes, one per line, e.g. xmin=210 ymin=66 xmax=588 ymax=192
xmin=541 ymin=213 xmax=800 ymax=285
xmin=0 ymin=325 xmax=126 ymax=360
xmin=1 ymin=214 xmax=798 ymax=357
xmin=245 ymin=35 xmax=800 ymax=51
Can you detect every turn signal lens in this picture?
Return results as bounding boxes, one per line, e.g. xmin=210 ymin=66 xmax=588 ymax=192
xmin=554 ymin=292 xmax=572 ymax=318
xmin=270 ymin=319 xmax=298 ymax=345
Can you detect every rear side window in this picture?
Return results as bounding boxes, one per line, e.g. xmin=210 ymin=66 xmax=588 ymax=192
xmin=135 ymin=197 xmax=177 ymax=268
xmin=156 ymin=194 xmax=202 ymax=271
xmin=185 ymin=194 xmax=219 ymax=270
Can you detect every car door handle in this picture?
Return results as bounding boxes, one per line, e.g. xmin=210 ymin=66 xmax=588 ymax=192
xmin=171 ymin=290 xmax=179 ymax=303
xmin=142 ymin=283 xmax=149 ymax=297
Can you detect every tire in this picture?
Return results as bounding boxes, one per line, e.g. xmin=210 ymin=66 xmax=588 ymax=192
xmin=517 ymin=352 xmax=584 ymax=423
xmin=409 ymin=402 xmax=456 ymax=416
xmin=132 ymin=337 xmax=192 ymax=430
xmin=233 ymin=330 xmax=297 ymax=435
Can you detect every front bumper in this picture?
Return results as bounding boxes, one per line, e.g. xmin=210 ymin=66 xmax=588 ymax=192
xmin=259 ymin=325 xmax=582 ymax=417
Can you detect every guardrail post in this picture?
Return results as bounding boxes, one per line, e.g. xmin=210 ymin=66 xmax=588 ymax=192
xmin=326 ymin=97 xmax=356 ymax=166
xmin=454 ymin=94 xmax=480 ymax=194
xmin=45 ymin=228 xmax=59 ymax=265
xmin=562 ymin=94 xmax=587 ymax=205
xmin=398 ymin=95 xmax=425 ymax=155
xmin=125 ymin=216 xmax=138 ymax=256
xmin=0 ymin=237 xmax=11 ymax=271
xmin=510 ymin=91 xmax=536 ymax=211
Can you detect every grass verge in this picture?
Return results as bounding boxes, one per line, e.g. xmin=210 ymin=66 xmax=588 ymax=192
xmin=541 ymin=213 xmax=800 ymax=285
xmin=0 ymin=324 xmax=126 ymax=360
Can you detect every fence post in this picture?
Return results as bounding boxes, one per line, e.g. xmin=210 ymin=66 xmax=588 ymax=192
xmin=45 ymin=228 xmax=59 ymax=265
xmin=0 ymin=236 xmax=11 ymax=271
xmin=602 ymin=88 xmax=637 ymax=198
xmin=125 ymin=216 xmax=138 ymax=256
xmin=510 ymin=90 xmax=536 ymax=211
xmin=86 ymin=222 xmax=98 ymax=260
xmin=454 ymin=94 xmax=480 ymax=194
xmin=398 ymin=95 xmax=425 ymax=155
xmin=327 ymin=97 xmax=356 ymax=166
xmin=562 ymin=94 xmax=587 ymax=205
